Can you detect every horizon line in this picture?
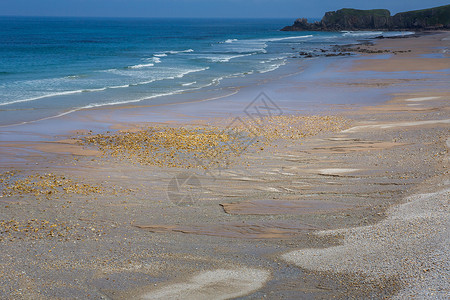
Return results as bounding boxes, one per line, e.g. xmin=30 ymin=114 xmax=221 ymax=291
xmin=0 ymin=15 xmax=322 ymax=20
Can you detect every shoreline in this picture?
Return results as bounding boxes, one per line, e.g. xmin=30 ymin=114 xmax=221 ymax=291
xmin=0 ymin=31 xmax=449 ymax=299
xmin=0 ymin=30 xmax=428 ymax=130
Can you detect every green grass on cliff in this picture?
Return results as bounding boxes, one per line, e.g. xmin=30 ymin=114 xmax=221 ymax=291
xmin=338 ymin=8 xmax=391 ymax=17
xmin=394 ymin=4 xmax=450 ymax=25
xmin=324 ymin=8 xmax=391 ymax=24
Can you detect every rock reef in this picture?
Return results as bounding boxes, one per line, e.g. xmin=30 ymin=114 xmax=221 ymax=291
xmin=282 ymin=5 xmax=450 ymax=31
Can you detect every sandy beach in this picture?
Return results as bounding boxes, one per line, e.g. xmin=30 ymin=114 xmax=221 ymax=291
xmin=0 ymin=31 xmax=449 ymax=299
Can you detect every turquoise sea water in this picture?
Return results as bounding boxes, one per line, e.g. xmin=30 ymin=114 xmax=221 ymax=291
xmin=0 ymin=17 xmax=413 ymax=126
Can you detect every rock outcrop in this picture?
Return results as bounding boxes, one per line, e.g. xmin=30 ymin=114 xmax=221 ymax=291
xmin=282 ymin=5 xmax=450 ymax=31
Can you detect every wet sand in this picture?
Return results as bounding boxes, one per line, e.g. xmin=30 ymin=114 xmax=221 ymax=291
xmin=0 ymin=32 xmax=449 ymax=299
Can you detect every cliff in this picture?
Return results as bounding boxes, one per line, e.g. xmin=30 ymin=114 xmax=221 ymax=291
xmin=281 ymin=5 xmax=450 ymax=31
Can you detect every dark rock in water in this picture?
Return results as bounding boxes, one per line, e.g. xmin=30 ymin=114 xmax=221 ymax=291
xmin=281 ymin=5 xmax=450 ymax=31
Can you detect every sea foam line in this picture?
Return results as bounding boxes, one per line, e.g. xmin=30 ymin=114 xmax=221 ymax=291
xmin=167 ymin=49 xmax=194 ymax=54
xmin=128 ymin=63 xmax=155 ymax=69
xmin=263 ymin=35 xmax=313 ymax=42
xmin=258 ymin=60 xmax=287 ymax=73
xmin=207 ymin=53 xmax=254 ymax=63
xmin=220 ymin=39 xmax=238 ymax=43
xmin=0 ymin=67 xmax=209 ymax=107
xmin=342 ymin=31 xmax=383 ymax=37
xmin=0 ymin=89 xmax=104 ymax=107
xmin=0 ymin=89 xmax=191 ymax=128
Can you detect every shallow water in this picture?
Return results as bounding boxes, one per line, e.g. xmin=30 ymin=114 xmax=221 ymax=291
xmin=0 ymin=17 xmax=414 ymax=126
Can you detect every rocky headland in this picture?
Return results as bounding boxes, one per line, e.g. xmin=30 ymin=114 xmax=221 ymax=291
xmin=282 ymin=5 xmax=450 ymax=31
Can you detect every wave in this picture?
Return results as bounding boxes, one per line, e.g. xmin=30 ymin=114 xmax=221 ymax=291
xmin=342 ymin=31 xmax=415 ymax=38
xmin=342 ymin=31 xmax=383 ymax=37
xmin=205 ymin=53 xmax=253 ymax=63
xmin=109 ymin=84 xmax=132 ymax=89
xmin=166 ymin=49 xmax=194 ymax=54
xmin=0 ymin=90 xmax=90 ymax=107
xmin=381 ymin=31 xmax=415 ymax=37
xmin=263 ymin=35 xmax=313 ymax=42
xmin=0 ymin=86 xmax=240 ymax=128
xmin=221 ymin=39 xmax=238 ymax=44
xmin=64 ymin=75 xmax=82 ymax=79
xmin=258 ymin=60 xmax=286 ymax=73
xmin=215 ymin=35 xmax=312 ymax=56
xmin=128 ymin=63 xmax=155 ymax=69
xmin=0 ymin=67 xmax=209 ymax=107
xmin=143 ymin=56 xmax=162 ymax=64
xmin=182 ymin=81 xmax=196 ymax=86
xmin=150 ymin=49 xmax=193 ymax=58
xmin=208 ymin=69 xmax=256 ymax=87
xmin=260 ymin=56 xmax=287 ymax=63
xmin=171 ymin=67 xmax=209 ymax=79
xmin=83 ymin=89 xmax=186 ymax=109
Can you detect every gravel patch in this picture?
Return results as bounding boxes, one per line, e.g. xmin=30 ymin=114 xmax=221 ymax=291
xmin=282 ymin=185 xmax=450 ymax=298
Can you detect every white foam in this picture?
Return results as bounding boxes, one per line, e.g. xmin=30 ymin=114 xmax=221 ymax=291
xmin=263 ymin=35 xmax=313 ymax=42
xmin=140 ymin=268 xmax=270 ymax=300
xmin=147 ymin=56 xmax=162 ymax=64
xmin=260 ymin=56 xmax=287 ymax=63
xmin=182 ymin=81 xmax=196 ymax=86
xmin=258 ymin=60 xmax=286 ymax=73
xmin=0 ymin=84 xmax=239 ymax=128
xmin=166 ymin=49 xmax=194 ymax=54
xmin=0 ymin=67 xmax=209 ymax=108
xmin=109 ymin=84 xmax=132 ymax=89
xmin=0 ymin=89 xmax=92 ymax=106
xmin=405 ymin=96 xmax=440 ymax=102
xmin=206 ymin=53 xmax=253 ymax=63
xmin=223 ymin=38 xmax=238 ymax=43
xmin=216 ymin=39 xmax=268 ymax=54
xmin=128 ymin=63 xmax=154 ymax=69
xmin=342 ymin=31 xmax=383 ymax=37
xmin=83 ymin=90 xmax=184 ymax=109
xmin=342 ymin=31 xmax=414 ymax=38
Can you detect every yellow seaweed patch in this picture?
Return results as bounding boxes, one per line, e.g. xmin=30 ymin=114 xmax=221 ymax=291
xmin=231 ymin=115 xmax=351 ymax=141
xmin=0 ymin=219 xmax=106 ymax=242
xmin=81 ymin=115 xmax=350 ymax=168
xmin=0 ymin=172 xmax=105 ymax=198
xmin=0 ymin=219 xmax=73 ymax=241
xmin=82 ymin=125 xmax=248 ymax=169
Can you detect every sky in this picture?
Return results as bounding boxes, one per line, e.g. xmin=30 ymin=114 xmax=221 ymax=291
xmin=0 ymin=0 xmax=448 ymax=18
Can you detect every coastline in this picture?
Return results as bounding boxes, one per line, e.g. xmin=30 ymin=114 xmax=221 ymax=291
xmin=0 ymin=31 xmax=449 ymax=299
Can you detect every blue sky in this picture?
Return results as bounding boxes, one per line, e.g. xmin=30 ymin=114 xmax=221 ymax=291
xmin=0 ymin=0 xmax=448 ymax=18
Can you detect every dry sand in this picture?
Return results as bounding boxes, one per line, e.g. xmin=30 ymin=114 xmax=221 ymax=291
xmin=351 ymin=32 xmax=450 ymax=72
xmin=351 ymin=57 xmax=450 ymax=72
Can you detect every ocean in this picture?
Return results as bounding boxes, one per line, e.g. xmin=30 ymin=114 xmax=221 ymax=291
xmin=0 ymin=17 xmax=413 ymax=126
